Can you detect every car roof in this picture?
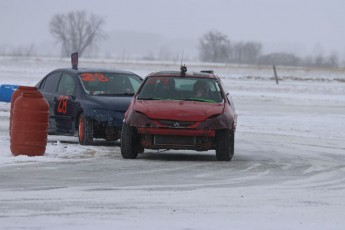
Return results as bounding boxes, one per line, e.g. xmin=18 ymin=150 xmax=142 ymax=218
xmin=147 ymin=71 xmax=218 ymax=79
xmin=52 ymin=68 xmax=138 ymax=75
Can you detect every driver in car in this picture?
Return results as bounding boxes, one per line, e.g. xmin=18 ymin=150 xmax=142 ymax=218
xmin=193 ymin=80 xmax=210 ymax=98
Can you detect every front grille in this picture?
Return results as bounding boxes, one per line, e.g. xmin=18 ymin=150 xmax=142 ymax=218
xmin=158 ymin=120 xmax=195 ymax=128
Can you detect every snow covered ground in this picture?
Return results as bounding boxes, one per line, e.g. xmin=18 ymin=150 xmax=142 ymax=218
xmin=0 ymin=57 xmax=345 ymax=229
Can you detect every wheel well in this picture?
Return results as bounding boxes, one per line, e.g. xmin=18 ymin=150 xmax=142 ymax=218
xmin=75 ymin=110 xmax=83 ymax=130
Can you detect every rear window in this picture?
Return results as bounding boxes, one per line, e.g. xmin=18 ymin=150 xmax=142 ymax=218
xmin=79 ymin=72 xmax=142 ymax=96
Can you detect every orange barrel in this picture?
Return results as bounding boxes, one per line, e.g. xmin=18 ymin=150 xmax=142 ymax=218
xmin=10 ymin=90 xmax=49 ymax=156
xmin=9 ymin=86 xmax=38 ymax=136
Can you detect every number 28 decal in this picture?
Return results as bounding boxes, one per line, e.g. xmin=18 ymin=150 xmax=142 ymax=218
xmin=80 ymin=73 xmax=109 ymax=82
xmin=57 ymin=96 xmax=69 ymax=114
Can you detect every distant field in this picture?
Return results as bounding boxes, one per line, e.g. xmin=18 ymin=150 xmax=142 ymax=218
xmin=1 ymin=56 xmax=344 ymax=86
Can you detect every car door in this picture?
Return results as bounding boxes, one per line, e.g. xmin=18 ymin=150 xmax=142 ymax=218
xmin=38 ymin=71 xmax=62 ymax=134
xmin=54 ymin=72 xmax=78 ymax=134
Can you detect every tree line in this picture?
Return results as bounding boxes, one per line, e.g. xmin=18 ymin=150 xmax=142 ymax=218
xmin=199 ymin=30 xmax=339 ymax=68
xmin=0 ymin=11 xmax=341 ymax=69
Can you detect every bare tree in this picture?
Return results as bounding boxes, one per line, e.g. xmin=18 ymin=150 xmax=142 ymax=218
xmin=231 ymin=42 xmax=244 ymax=63
xmin=199 ymin=30 xmax=231 ymax=63
xmin=23 ymin=44 xmax=36 ymax=56
xmin=327 ymin=53 xmax=339 ymax=68
xmin=8 ymin=44 xmax=36 ymax=57
xmin=257 ymin=52 xmax=302 ymax=66
xmin=49 ymin=10 xmax=106 ymax=57
xmin=314 ymin=54 xmax=325 ymax=67
xmin=231 ymin=42 xmax=262 ymax=64
xmin=198 ymin=30 xmax=342 ymax=68
xmin=240 ymin=42 xmax=262 ymax=64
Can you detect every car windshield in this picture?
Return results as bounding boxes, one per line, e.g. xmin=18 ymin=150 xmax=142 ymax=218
xmin=79 ymin=72 xmax=142 ymax=96
xmin=137 ymin=76 xmax=223 ymax=103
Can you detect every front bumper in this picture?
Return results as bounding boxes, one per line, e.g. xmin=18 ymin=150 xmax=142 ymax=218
xmin=126 ymin=110 xmax=233 ymax=150
xmin=137 ymin=127 xmax=216 ymax=150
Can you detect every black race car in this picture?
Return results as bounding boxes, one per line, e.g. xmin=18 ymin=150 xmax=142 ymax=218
xmin=35 ymin=66 xmax=143 ymax=145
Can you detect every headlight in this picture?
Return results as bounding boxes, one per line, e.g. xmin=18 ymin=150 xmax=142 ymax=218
xmin=126 ymin=110 xmax=157 ymax=128
xmin=85 ymin=109 xmax=107 ymax=121
xmin=85 ymin=109 xmax=124 ymax=125
xmin=200 ymin=113 xmax=233 ymax=130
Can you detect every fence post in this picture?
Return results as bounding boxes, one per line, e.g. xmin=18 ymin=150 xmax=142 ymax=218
xmin=273 ymin=65 xmax=279 ymax=84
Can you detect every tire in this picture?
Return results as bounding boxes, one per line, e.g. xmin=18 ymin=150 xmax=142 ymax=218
xmin=215 ymin=129 xmax=234 ymax=161
xmin=121 ymin=123 xmax=140 ymax=159
xmin=78 ymin=112 xmax=93 ymax=145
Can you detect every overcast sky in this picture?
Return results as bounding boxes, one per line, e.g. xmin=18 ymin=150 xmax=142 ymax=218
xmin=1 ymin=0 xmax=344 ymax=58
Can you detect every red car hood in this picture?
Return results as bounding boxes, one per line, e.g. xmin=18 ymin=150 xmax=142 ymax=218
xmin=133 ymin=100 xmax=225 ymax=121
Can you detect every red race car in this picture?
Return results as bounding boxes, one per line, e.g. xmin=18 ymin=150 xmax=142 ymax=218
xmin=121 ymin=66 xmax=237 ymax=161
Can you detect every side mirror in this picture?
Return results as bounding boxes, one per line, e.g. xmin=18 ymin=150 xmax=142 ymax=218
xmin=69 ymin=95 xmax=76 ymax=101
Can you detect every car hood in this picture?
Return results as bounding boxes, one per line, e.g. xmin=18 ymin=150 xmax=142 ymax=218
xmin=133 ymin=100 xmax=225 ymax=121
xmin=86 ymin=95 xmax=132 ymax=111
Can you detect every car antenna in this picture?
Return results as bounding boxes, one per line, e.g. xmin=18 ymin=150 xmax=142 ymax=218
xmin=71 ymin=52 xmax=78 ymax=70
xmin=180 ymin=51 xmax=187 ymax=76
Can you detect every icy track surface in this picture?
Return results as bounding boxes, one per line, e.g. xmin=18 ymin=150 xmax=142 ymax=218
xmin=0 ymin=57 xmax=345 ymax=230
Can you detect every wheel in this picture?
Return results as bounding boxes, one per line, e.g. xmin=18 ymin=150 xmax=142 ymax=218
xmin=121 ymin=123 xmax=141 ymax=159
xmin=215 ymin=129 xmax=234 ymax=161
xmin=78 ymin=112 xmax=93 ymax=145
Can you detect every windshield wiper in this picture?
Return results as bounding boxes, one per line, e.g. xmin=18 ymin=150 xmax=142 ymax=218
xmin=183 ymin=98 xmax=216 ymax=103
xmin=137 ymin=97 xmax=162 ymax=100
xmin=98 ymin=93 xmax=134 ymax=96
